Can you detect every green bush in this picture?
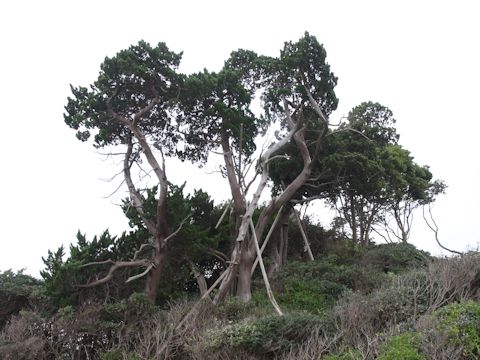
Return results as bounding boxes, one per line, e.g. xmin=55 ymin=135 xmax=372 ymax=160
xmin=208 ymin=313 xmax=327 ymax=354
xmin=377 ymin=332 xmax=425 ymax=360
xmin=102 ymin=292 xmax=158 ymax=323
xmin=0 ymin=270 xmax=47 ymax=330
xmin=434 ymin=301 xmax=480 ymax=359
xmin=276 ymin=258 xmax=369 ymax=312
xmin=363 ymin=243 xmax=430 ymax=274
xmin=278 ymin=279 xmax=340 ymax=313
xmin=217 ymin=297 xmax=256 ymax=321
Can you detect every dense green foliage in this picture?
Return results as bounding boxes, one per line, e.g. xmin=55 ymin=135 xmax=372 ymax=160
xmin=434 ymin=301 xmax=480 ymax=359
xmin=208 ymin=313 xmax=329 ymax=354
xmin=40 ymin=185 xmax=231 ymax=308
xmin=377 ymin=333 xmax=425 ymax=360
xmin=0 ymin=270 xmax=45 ymax=330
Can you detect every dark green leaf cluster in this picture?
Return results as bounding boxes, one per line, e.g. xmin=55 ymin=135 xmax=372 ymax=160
xmin=41 ymin=230 xmax=146 ymax=307
xmin=64 ymin=41 xmax=183 ymax=150
xmin=261 ymin=32 xmax=338 ymax=123
xmin=377 ymin=332 xmax=425 ymax=360
xmin=0 ymin=270 xmax=44 ymax=329
xmin=434 ymin=301 xmax=480 ymax=359
xmin=178 ymin=53 xmax=264 ymax=162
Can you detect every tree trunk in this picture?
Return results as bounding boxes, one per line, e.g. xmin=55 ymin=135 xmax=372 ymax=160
xmin=236 ymin=242 xmax=254 ymax=302
xmin=267 ymin=209 xmax=290 ymax=277
xmin=267 ymin=229 xmax=282 ymax=278
xmin=190 ymin=262 xmax=208 ymax=297
xmin=281 ymin=222 xmax=289 ymax=265
xmin=230 ymin=127 xmax=315 ymax=303
xmin=144 ymin=247 xmax=168 ymax=302
xmin=349 ymin=195 xmax=358 ymax=244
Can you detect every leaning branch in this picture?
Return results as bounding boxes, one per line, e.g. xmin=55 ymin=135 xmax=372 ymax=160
xmin=249 ymin=218 xmax=283 ymax=316
xmin=78 ymin=259 xmax=150 ymax=288
xmin=132 ymin=95 xmax=159 ymax=127
xmin=293 ymin=209 xmax=315 ymax=261
xmin=123 ymin=137 xmax=158 ymax=235
xmin=423 ymin=204 xmax=462 ymax=256
xmin=301 ymin=74 xmax=328 ymax=126
xmin=126 ymin=263 xmax=155 ymax=283
xmin=163 ymin=214 xmax=191 ymax=244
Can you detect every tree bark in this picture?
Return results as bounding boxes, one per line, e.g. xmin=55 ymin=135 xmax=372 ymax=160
xmin=213 ymin=119 xmax=298 ymax=305
xmin=144 ymin=245 xmax=168 ymax=302
xmin=267 ymin=209 xmax=290 ymax=277
xmin=236 ymin=242 xmax=254 ymax=302
xmin=190 ymin=261 xmax=208 ymax=297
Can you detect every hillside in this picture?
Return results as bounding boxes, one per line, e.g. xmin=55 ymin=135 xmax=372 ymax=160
xmin=1 ymin=243 xmax=479 ymax=359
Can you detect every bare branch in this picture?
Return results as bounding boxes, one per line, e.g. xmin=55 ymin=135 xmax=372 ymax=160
xmin=282 ymin=95 xmax=296 ymax=128
xmin=99 ymin=167 xmax=126 ymax=183
xmin=215 ymin=201 xmax=231 ymax=229
xmin=126 ymin=263 xmax=154 ymax=283
xmin=132 ymin=241 xmax=156 ymax=261
xmin=300 ymin=73 xmax=328 ymax=126
xmin=80 ymin=259 xmax=114 ymax=268
xmin=106 ymin=87 xmax=130 ymax=126
xmin=132 ymin=86 xmax=159 ymax=127
xmin=329 ymin=127 xmax=372 ymax=142
xmin=251 ymin=206 xmax=284 ymax=275
xmin=102 ymin=178 xmax=126 ymax=199
xmin=78 ymin=259 xmax=150 ymax=288
xmin=163 ymin=214 xmax=191 ymax=244
xmin=293 ymin=208 xmax=315 ymax=261
xmin=249 ymin=218 xmax=283 ymax=316
xmin=423 ymin=204 xmax=462 ymax=256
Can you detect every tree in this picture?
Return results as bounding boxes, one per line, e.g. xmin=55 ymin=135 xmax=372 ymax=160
xmin=380 ymin=150 xmax=443 ymax=243
xmin=313 ymin=102 xmax=443 ymax=245
xmin=180 ymin=32 xmax=338 ymax=303
xmin=64 ymin=40 xmax=185 ymax=301
xmin=41 ymin=185 xmax=231 ymax=307
xmin=0 ymin=270 xmax=43 ymax=330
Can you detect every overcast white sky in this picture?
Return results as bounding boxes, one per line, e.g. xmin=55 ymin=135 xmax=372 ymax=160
xmin=1 ymin=0 xmax=479 ymax=277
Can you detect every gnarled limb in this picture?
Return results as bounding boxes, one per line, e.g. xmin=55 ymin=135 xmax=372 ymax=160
xmin=126 ymin=263 xmax=155 ymax=283
xmin=123 ymin=137 xmax=158 ymax=236
xmin=78 ymin=259 xmax=150 ymax=288
xmin=213 ymin=114 xmax=299 ymax=305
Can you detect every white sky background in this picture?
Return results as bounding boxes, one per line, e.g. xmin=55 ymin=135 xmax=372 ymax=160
xmin=0 ymin=0 xmax=479 ymax=277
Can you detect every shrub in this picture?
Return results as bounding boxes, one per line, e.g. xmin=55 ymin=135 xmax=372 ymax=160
xmin=208 ymin=313 xmax=328 ymax=354
xmin=377 ymin=332 xmax=425 ymax=360
xmin=0 ymin=270 xmax=47 ymax=330
xmin=217 ymin=297 xmax=256 ymax=321
xmin=335 ymin=280 xmax=423 ymax=345
xmin=0 ymin=336 xmax=45 ymax=360
xmin=433 ymin=301 xmax=480 ymax=359
xmin=362 ymin=243 xmax=430 ymax=274
xmin=276 ymin=257 xmax=374 ymax=312
xmin=278 ymin=280 xmax=340 ymax=314
xmin=102 ymin=292 xmax=158 ymax=323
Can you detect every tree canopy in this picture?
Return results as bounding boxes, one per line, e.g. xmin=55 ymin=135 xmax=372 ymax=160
xmin=59 ymin=34 xmax=444 ymax=308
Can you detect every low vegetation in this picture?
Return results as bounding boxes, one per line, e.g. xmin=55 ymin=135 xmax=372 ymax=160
xmin=1 ymin=245 xmax=479 ymax=359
